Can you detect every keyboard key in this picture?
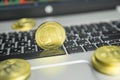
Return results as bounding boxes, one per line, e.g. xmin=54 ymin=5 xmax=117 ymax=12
xmin=96 ymin=43 xmax=109 ymax=47
xmin=75 ymin=25 xmax=85 ymax=34
xmin=83 ymin=44 xmax=96 ymax=51
xmin=66 ymin=46 xmax=84 ymax=54
xmin=15 ymin=37 xmax=21 ymax=42
xmin=91 ymin=32 xmax=100 ymax=37
xmin=2 ymin=38 xmax=12 ymax=43
xmin=111 ymin=20 xmax=119 ymax=25
xmin=115 ymin=23 xmax=120 ymax=28
xmin=84 ymin=25 xmax=94 ymax=33
xmin=109 ymin=39 xmax=120 ymax=44
xmin=110 ymin=43 xmax=120 ymax=46
xmin=24 ymin=46 xmax=36 ymax=53
xmin=71 ymin=26 xmax=79 ymax=34
xmin=10 ymin=48 xmax=21 ymax=55
xmin=65 ymin=27 xmax=71 ymax=34
xmin=101 ymin=35 xmax=120 ymax=41
xmin=77 ymin=39 xmax=89 ymax=45
xmin=102 ymin=30 xmax=120 ymax=36
xmin=89 ymin=38 xmax=101 ymax=43
xmin=8 ymin=32 xmax=18 ymax=37
xmin=0 ymin=49 xmax=7 ymax=55
xmin=67 ymin=35 xmax=78 ymax=41
xmin=64 ymin=41 xmax=76 ymax=48
xmin=79 ymin=34 xmax=89 ymax=39
xmin=4 ymin=43 xmax=15 ymax=49
xmin=0 ymin=45 xmax=1 ymax=49
xmin=96 ymin=23 xmax=115 ymax=31
xmin=0 ymin=33 xmax=7 ymax=39
xmin=18 ymin=42 xmax=28 ymax=47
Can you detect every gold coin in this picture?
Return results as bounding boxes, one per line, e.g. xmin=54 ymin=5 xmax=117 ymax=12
xmin=12 ymin=18 xmax=35 ymax=31
xmin=35 ymin=22 xmax=66 ymax=50
xmin=0 ymin=59 xmax=31 ymax=80
xmin=94 ymin=46 xmax=120 ymax=65
xmin=92 ymin=46 xmax=120 ymax=75
xmin=92 ymin=55 xmax=120 ymax=75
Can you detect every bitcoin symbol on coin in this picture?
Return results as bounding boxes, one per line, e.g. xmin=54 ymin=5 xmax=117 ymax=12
xmin=92 ymin=46 xmax=120 ymax=75
xmin=35 ymin=22 xmax=66 ymax=50
xmin=106 ymin=47 xmax=120 ymax=60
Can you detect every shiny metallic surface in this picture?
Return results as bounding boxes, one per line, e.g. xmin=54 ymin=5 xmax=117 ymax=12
xmin=0 ymin=59 xmax=31 ymax=80
xmin=35 ymin=22 xmax=66 ymax=50
xmin=12 ymin=18 xmax=35 ymax=31
xmin=92 ymin=46 xmax=120 ymax=75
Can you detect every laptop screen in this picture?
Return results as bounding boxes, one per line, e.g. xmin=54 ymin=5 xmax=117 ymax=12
xmin=0 ymin=0 xmax=120 ymax=21
xmin=0 ymin=0 xmax=61 ymax=6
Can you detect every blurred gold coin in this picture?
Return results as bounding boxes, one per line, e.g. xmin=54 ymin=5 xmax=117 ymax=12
xmin=35 ymin=22 xmax=66 ymax=50
xmin=0 ymin=59 xmax=31 ymax=80
xmin=92 ymin=46 xmax=120 ymax=75
xmin=12 ymin=18 xmax=35 ymax=31
xmin=94 ymin=46 xmax=120 ymax=65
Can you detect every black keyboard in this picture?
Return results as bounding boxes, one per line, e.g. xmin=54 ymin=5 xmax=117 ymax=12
xmin=0 ymin=20 xmax=120 ymax=61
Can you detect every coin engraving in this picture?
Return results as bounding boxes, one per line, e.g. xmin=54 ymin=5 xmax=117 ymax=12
xmin=0 ymin=59 xmax=31 ymax=80
xmin=12 ymin=18 xmax=35 ymax=31
xmin=35 ymin=22 xmax=66 ymax=50
xmin=92 ymin=46 xmax=120 ymax=75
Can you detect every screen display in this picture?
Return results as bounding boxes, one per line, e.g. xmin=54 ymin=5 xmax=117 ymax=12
xmin=0 ymin=0 xmax=61 ymax=6
xmin=0 ymin=0 xmax=119 ymax=21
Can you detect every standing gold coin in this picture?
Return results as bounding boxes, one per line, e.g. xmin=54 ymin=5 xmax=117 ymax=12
xmin=35 ymin=22 xmax=66 ymax=50
xmin=0 ymin=59 xmax=31 ymax=80
xmin=12 ymin=18 xmax=35 ymax=31
xmin=92 ymin=46 xmax=120 ymax=75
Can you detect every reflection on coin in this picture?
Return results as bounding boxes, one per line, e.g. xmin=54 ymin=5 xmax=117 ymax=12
xmin=92 ymin=46 xmax=120 ymax=75
xmin=0 ymin=59 xmax=31 ymax=80
xmin=38 ymin=49 xmax=67 ymax=75
xmin=35 ymin=22 xmax=66 ymax=50
xmin=39 ymin=48 xmax=65 ymax=57
xmin=12 ymin=18 xmax=35 ymax=31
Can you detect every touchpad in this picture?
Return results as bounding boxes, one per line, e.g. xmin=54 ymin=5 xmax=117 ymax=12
xmin=28 ymin=63 xmax=96 ymax=80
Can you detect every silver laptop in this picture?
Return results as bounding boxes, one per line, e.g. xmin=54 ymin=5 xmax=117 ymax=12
xmin=0 ymin=0 xmax=120 ymax=80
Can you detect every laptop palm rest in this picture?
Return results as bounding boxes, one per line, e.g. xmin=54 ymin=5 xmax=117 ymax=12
xmin=29 ymin=63 xmax=96 ymax=80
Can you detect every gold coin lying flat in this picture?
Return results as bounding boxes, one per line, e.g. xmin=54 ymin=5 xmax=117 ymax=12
xmin=92 ymin=55 xmax=120 ymax=75
xmin=92 ymin=46 xmax=120 ymax=75
xmin=35 ymin=22 xmax=66 ymax=50
xmin=94 ymin=46 xmax=120 ymax=65
xmin=12 ymin=18 xmax=35 ymax=31
xmin=0 ymin=59 xmax=31 ymax=80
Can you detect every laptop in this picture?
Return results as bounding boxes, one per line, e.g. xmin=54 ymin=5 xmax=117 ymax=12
xmin=0 ymin=0 xmax=120 ymax=80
